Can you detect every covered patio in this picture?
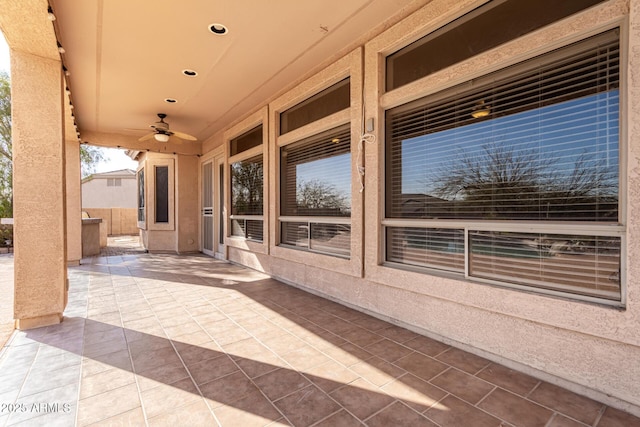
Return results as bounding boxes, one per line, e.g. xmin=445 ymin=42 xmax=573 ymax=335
xmin=2 ymin=0 xmax=640 ymax=424
xmin=0 ymin=252 xmax=638 ymax=426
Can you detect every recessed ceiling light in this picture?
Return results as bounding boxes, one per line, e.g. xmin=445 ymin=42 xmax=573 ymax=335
xmin=182 ymin=69 xmax=198 ymax=77
xmin=164 ymin=98 xmax=177 ymax=104
xmin=208 ymin=23 xmax=228 ymax=35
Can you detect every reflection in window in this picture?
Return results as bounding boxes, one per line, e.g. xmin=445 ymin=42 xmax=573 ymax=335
xmin=384 ymin=30 xmax=621 ymax=302
xmin=231 ymin=155 xmax=264 ymax=242
xmin=280 ymin=125 xmax=351 ymax=257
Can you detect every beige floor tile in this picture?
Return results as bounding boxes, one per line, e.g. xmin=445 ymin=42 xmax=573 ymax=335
xmin=425 ymin=395 xmax=500 ymax=426
xmin=200 ymin=371 xmax=259 ymax=408
xmin=403 ymin=336 xmax=451 ymax=357
xmin=478 ymin=387 xmax=553 ymax=427
xmin=253 ymin=367 xmax=312 ymax=401
xmin=136 ymin=361 xmax=191 ymax=392
xmin=147 ymin=399 xmax=216 ymax=427
xmin=303 ymin=359 xmax=359 ymax=393
xmin=430 ymin=367 xmax=495 ymax=404
xmin=597 ymin=406 xmax=640 ymax=427
xmin=187 ymin=354 xmax=239 ymax=385
xmin=435 ymin=347 xmax=492 ymax=375
xmin=280 ymin=345 xmax=332 ymax=371
xmin=77 ymin=383 xmax=141 ymax=426
xmin=329 ymin=378 xmax=395 ymax=421
xmin=213 ymin=389 xmax=283 ymax=426
xmin=349 ymin=356 xmax=406 ymax=387
xmin=381 ymin=373 xmax=447 ymax=412
xmin=312 ymin=409 xmax=363 ymax=426
xmin=528 ymin=382 xmax=604 ymax=425
xmin=476 ymin=363 xmax=540 ymax=396
xmin=86 ymin=406 xmax=146 ymax=427
xmin=140 ymin=377 xmax=201 ymax=419
xmin=80 ymin=367 xmax=136 ymax=399
xmin=393 ymin=352 xmax=448 ymax=382
xmin=364 ymin=339 xmax=413 ymax=363
xmin=366 ymin=401 xmax=437 ymax=426
xmin=274 ymin=385 xmax=340 ymax=426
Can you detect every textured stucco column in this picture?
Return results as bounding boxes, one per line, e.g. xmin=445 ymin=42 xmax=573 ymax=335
xmin=176 ymin=155 xmax=199 ymax=254
xmin=11 ymin=50 xmax=68 ymax=329
xmin=66 ymin=139 xmax=82 ymax=265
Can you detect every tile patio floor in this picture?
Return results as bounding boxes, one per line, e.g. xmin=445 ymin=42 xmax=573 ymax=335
xmin=0 ymin=252 xmax=638 ymax=426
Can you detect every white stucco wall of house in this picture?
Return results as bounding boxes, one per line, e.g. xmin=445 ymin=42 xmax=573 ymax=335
xmin=81 ymin=175 xmax=137 ymax=209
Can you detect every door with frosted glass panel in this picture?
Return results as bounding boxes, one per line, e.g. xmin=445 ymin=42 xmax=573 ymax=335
xmin=202 ymin=161 xmax=214 ymax=256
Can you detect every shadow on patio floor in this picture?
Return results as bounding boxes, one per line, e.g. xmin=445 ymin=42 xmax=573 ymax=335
xmin=0 ymin=252 xmax=638 ymax=426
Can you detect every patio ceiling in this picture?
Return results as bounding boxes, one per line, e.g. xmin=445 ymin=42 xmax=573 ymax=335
xmin=46 ymin=0 xmax=423 ymax=149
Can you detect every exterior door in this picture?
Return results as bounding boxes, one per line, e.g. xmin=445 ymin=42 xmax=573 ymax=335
xmin=201 ymin=161 xmax=214 ymax=256
xmin=201 ymin=154 xmax=226 ymax=259
xmin=214 ymin=155 xmax=226 ymax=259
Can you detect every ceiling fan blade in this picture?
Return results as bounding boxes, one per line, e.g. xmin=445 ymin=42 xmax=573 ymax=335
xmin=172 ymin=130 xmax=198 ymax=141
xmin=138 ymin=132 xmax=156 ymax=142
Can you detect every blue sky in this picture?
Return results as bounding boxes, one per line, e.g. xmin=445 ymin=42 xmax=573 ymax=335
xmin=0 ymin=31 xmax=9 ymax=74
xmin=399 ymin=91 xmax=620 ymax=197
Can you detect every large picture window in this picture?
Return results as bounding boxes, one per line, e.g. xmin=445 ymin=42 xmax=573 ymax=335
xmin=230 ymin=125 xmax=264 ymax=242
xmin=385 ymin=30 xmax=622 ymax=302
xmin=280 ymin=125 xmax=351 ymax=257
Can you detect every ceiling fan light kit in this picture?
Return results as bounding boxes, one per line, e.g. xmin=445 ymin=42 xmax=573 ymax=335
xmin=138 ymin=113 xmax=198 ymax=143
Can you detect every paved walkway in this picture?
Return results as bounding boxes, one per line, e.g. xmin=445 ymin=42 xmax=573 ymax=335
xmin=0 ymin=252 xmax=638 ymax=426
xmin=0 ymin=255 xmax=13 ymax=350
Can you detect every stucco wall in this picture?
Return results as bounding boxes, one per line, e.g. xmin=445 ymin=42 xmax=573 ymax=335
xmin=83 ymin=208 xmax=137 ymax=236
xmin=82 ymin=177 xmax=137 ymax=208
xmin=212 ymin=0 xmax=640 ymax=416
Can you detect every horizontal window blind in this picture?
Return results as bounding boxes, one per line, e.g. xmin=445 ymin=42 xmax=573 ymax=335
xmin=386 ymin=227 xmax=464 ymax=273
xmin=281 ymin=125 xmax=351 ymax=217
xmin=386 ymin=30 xmax=619 ymax=222
xmin=469 ymin=231 xmax=621 ymax=300
xmin=231 ymin=218 xmax=263 ymax=242
xmin=231 ymin=155 xmax=263 ymax=216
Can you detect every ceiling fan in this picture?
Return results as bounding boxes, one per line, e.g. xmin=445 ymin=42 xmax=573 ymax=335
xmin=138 ymin=113 xmax=197 ymax=143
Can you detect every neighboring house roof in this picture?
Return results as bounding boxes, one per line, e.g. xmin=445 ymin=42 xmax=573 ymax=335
xmin=82 ymin=169 xmax=136 ymax=183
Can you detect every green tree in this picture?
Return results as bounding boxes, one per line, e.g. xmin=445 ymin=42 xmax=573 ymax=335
xmin=0 ymin=71 xmax=105 ymax=217
xmin=0 ymin=71 xmax=11 ymax=218
xmin=80 ymin=145 xmax=105 ymax=177
xmin=296 ymin=179 xmax=349 ymax=215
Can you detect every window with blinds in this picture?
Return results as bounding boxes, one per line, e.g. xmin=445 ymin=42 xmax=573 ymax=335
xmin=229 ymin=124 xmax=264 ymax=242
xmin=231 ymin=154 xmax=264 ymax=242
xmin=384 ymin=29 xmax=622 ymax=302
xmin=280 ymin=125 xmax=351 ymax=257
